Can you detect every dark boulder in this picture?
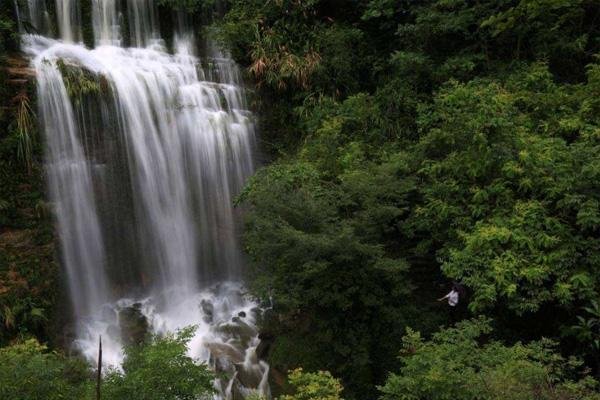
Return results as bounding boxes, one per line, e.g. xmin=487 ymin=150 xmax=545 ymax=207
xmin=118 ymin=303 xmax=148 ymax=345
xmin=201 ymin=299 xmax=214 ymax=323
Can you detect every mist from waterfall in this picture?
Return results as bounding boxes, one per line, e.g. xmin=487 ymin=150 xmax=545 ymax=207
xmin=17 ymin=0 xmax=267 ymax=397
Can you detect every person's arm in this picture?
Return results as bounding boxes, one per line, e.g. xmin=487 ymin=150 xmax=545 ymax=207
xmin=437 ymin=292 xmax=451 ymax=301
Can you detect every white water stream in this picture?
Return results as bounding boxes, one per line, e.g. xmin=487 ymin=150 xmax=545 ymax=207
xmin=16 ymin=1 xmax=266 ymax=398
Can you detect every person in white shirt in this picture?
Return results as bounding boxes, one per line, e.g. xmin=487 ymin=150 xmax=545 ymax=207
xmin=438 ymin=283 xmax=464 ymax=307
xmin=438 ymin=288 xmax=459 ymax=306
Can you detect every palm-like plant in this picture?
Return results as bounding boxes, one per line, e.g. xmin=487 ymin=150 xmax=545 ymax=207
xmin=15 ymin=92 xmax=35 ymax=174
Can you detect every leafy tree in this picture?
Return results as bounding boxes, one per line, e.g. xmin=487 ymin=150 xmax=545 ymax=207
xmin=236 ymin=43 xmax=600 ymax=399
xmin=281 ymin=368 xmax=344 ymax=400
xmin=239 ymin=148 xmax=440 ymax=396
xmin=406 ymin=63 xmax=600 ymax=316
xmin=220 ymin=0 xmax=324 ymax=90
xmin=0 ymin=339 xmax=92 ymax=400
xmin=379 ymin=318 xmax=600 ymax=400
xmin=103 ymin=327 xmax=215 ymax=400
xmin=571 ymin=301 xmax=600 ymax=351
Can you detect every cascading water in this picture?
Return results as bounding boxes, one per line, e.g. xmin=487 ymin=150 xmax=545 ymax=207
xmin=17 ymin=1 xmax=268 ymax=398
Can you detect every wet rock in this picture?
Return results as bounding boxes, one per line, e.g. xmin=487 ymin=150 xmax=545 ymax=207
xmin=118 ymin=303 xmax=148 ymax=345
xmin=230 ymin=379 xmax=246 ymax=400
xmin=238 ymin=311 xmax=246 ymax=318
xmin=234 ymin=363 xmax=263 ymax=389
xmin=216 ymin=317 xmax=256 ymax=348
xmin=250 ymin=307 xmax=261 ymax=320
xmin=228 ymin=338 xmax=244 ymax=351
xmin=232 ymin=316 xmax=256 ymax=335
xmin=214 ymin=356 xmax=236 ymax=375
xmin=205 ymin=342 xmax=245 ymax=364
xmin=255 ymin=334 xmax=273 ymax=360
xmin=201 ymin=299 xmax=214 ymax=323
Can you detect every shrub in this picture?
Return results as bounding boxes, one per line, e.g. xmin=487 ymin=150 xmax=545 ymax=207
xmin=281 ymin=368 xmax=344 ymax=400
xmin=0 ymin=339 xmax=92 ymax=400
xmin=103 ymin=326 xmax=215 ymax=400
xmin=379 ymin=318 xmax=600 ymax=400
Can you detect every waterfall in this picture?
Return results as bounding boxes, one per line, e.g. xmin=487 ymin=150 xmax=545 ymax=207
xmin=55 ymin=0 xmax=81 ymax=43
xmin=20 ymin=0 xmax=267 ymax=397
xmin=92 ymin=0 xmax=121 ymax=46
xmin=13 ymin=0 xmax=51 ymax=35
xmin=35 ymin=52 xmax=110 ymax=319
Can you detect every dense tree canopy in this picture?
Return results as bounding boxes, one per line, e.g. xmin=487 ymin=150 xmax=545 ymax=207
xmin=103 ymin=327 xmax=215 ymax=400
xmin=380 ymin=318 xmax=600 ymax=400
xmin=216 ymin=0 xmax=600 ymax=397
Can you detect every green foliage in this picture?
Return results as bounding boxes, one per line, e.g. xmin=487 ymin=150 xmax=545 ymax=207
xmin=103 ymin=326 xmax=215 ymax=400
xmin=395 ymin=0 xmax=599 ymax=80
xmin=224 ymin=0 xmax=600 ymax=391
xmin=280 ymin=368 xmax=344 ymax=400
xmin=0 ymin=132 xmax=54 ymax=345
xmin=298 ymin=93 xmax=386 ymax=176
xmin=239 ymin=147 xmax=439 ymax=395
xmin=220 ymin=1 xmax=369 ymax=95
xmin=481 ymin=0 xmax=590 ymax=71
xmin=15 ymin=92 xmax=35 ymax=173
xmin=240 ymin=159 xmax=410 ymax=309
xmin=379 ymin=319 xmax=600 ymax=400
xmin=56 ymin=60 xmax=110 ymax=105
xmin=0 ymin=339 xmax=92 ymax=400
xmin=220 ymin=0 xmax=321 ymax=90
xmin=361 ymin=0 xmax=397 ymax=21
xmin=0 ymin=42 xmax=54 ymax=345
xmin=408 ymin=64 xmax=600 ymax=315
xmin=0 ymin=331 xmax=215 ymax=400
xmin=0 ymin=2 xmax=20 ymax=57
xmin=569 ymin=301 xmax=600 ymax=351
